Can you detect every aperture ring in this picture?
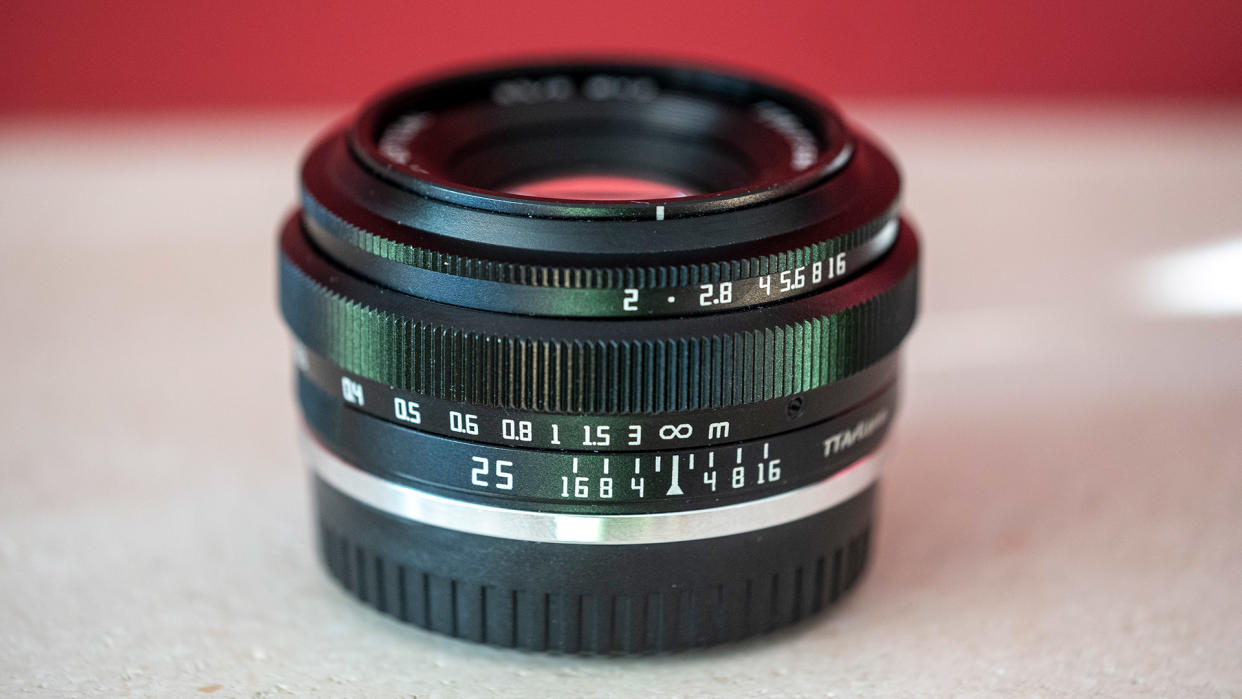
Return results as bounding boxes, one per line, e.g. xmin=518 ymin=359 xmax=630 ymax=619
xmin=299 ymin=371 xmax=894 ymax=515
xmin=296 ymin=344 xmax=898 ymax=451
xmin=300 ymin=133 xmax=900 ymax=298
xmin=280 ymin=216 xmax=919 ymax=414
xmin=303 ymin=193 xmax=898 ymax=318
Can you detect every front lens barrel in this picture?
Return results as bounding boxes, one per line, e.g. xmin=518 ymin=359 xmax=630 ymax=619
xmin=279 ymin=61 xmax=920 ymax=653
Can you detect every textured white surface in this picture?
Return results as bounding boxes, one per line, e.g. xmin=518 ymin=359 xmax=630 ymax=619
xmin=1 ymin=104 xmax=1240 ymax=697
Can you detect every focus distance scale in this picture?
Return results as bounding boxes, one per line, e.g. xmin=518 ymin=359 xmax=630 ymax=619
xmin=278 ymin=60 xmax=921 ymax=653
xmin=295 ymin=344 xmax=900 ymax=450
xmin=298 ymin=370 xmax=896 ymax=512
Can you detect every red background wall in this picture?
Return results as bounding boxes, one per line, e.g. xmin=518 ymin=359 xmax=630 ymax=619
xmin=3 ymin=0 xmax=1241 ymax=113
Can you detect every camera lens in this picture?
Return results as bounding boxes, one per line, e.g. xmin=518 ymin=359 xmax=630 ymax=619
xmin=279 ymin=61 xmax=919 ymax=653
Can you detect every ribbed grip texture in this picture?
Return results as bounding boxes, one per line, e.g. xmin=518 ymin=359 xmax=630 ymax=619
xmin=280 ymin=257 xmax=917 ymax=414
xmin=319 ymin=523 xmax=870 ymax=654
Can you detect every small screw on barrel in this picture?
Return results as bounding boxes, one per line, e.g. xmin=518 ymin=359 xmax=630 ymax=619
xmin=787 ymin=396 xmax=805 ymax=419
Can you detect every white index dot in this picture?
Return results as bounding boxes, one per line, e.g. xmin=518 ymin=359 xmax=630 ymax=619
xmin=667 ymin=296 xmax=676 ymax=303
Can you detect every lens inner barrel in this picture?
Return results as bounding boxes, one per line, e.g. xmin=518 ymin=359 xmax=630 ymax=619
xmin=279 ymin=61 xmax=920 ymax=653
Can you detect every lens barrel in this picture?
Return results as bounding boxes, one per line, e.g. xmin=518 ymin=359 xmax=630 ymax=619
xmin=279 ymin=61 xmax=919 ymax=653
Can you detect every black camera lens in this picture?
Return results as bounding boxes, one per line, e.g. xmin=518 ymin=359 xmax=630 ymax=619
xmin=279 ymin=61 xmax=919 ymax=653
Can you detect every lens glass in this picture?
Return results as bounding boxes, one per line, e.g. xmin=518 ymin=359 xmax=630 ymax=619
xmin=350 ymin=65 xmax=854 ymax=218
xmin=504 ymin=173 xmax=696 ymax=200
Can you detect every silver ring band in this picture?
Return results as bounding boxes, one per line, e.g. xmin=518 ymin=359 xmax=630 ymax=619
xmin=303 ymin=428 xmax=882 ymax=546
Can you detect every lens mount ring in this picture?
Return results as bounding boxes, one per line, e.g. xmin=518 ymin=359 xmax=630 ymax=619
xmin=280 ymin=215 xmax=919 ymax=414
xmin=314 ymin=470 xmax=875 ymax=652
xmin=299 ymin=370 xmax=895 ymax=515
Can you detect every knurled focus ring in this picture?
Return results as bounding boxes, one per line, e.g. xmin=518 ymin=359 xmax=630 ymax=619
xmin=294 ymin=344 xmax=898 ymax=451
xmin=280 ymin=215 xmax=919 ymax=414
